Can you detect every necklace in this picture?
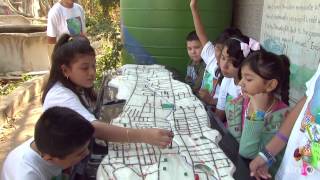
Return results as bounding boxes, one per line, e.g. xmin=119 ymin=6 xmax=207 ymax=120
xmin=246 ymin=97 xmax=277 ymax=119
xmin=265 ymin=98 xmax=277 ymax=116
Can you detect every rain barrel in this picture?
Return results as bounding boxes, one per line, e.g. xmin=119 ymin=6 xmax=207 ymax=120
xmin=121 ymin=0 xmax=232 ymax=76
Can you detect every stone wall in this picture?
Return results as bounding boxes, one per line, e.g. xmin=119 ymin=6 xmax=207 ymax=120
xmin=0 ymin=32 xmax=49 ymax=73
xmin=0 ymin=15 xmax=49 ymax=73
xmin=233 ymin=0 xmax=264 ymax=40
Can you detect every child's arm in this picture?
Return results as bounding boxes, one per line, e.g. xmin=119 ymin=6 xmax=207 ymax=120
xmin=190 ymin=0 xmax=209 ymax=46
xmin=239 ymin=115 xmax=265 ymax=159
xmin=239 ymin=94 xmax=273 ymax=158
xmin=92 ymin=121 xmax=173 ymax=148
xmin=193 ymin=64 xmax=206 ymax=91
xmin=249 ymin=96 xmax=307 ymax=179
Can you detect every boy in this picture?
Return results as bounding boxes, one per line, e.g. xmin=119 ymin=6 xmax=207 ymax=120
xmin=1 ymin=107 xmax=94 ymax=180
xmin=185 ymin=31 xmax=205 ymax=93
xmin=47 ymin=0 xmax=86 ymax=44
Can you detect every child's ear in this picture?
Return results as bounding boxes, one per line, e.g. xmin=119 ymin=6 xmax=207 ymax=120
xmin=61 ymin=64 xmax=68 ymax=77
xmin=266 ymin=79 xmax=278 ymax=93
xmin=42 ymin=154 xmax=53 ymax=161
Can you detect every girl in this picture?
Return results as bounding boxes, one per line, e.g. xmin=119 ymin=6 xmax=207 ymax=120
xmin=42 ymin=34 xmax=173 ymax=148
xmin=238 ymin=50 xmax=290 ymax=175
xmin=215 ymin=35 xmax=260 ymax=129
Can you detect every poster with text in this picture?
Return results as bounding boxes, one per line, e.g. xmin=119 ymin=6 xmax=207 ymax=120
xmin=261 ymin=0 xmax=320 ymax=102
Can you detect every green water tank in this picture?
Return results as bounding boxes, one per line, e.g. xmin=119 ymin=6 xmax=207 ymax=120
xmin=121 ymin=0 xmax=232 ymax=76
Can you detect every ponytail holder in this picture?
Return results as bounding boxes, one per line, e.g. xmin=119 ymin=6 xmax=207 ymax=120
xmin=240 ymin=38 xmax=260 ymax=57
xmin=68 ymin=36 xmax=74 ymax=42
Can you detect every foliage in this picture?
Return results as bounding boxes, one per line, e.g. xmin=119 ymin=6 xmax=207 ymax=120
xmin=81 ymin=0 xmax=122 ymax=88
xmin=0 ymin=74 xmax=32 ymax=96
xmin=0 ymin=82 xmax=17 ymax=96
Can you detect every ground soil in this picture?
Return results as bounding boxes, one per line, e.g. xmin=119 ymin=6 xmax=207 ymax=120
xmin=0 ymin=95 xmax=42 ymax=170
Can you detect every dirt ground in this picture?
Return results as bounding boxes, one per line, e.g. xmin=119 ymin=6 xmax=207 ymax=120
xmin=0 ymin=95 xmax=42 ymax=170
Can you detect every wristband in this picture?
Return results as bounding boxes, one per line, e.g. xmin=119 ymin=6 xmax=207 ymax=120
xmin=276 ymin=131 xmax=289 ymax=143
xmin=260 ymin=148 xmax=276 ymax=167
xmin=258 ymin=152 xmax=268 ymax=163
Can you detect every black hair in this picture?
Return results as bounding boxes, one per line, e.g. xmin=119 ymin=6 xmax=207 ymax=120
xmin=214 ymin=27 xmax=243 ymax=45
xmin=42 ymin=34 xmax=97 ymax=107
xmin=241 ymin=50 xmax=291 ymax=105
xmin=34 ymin=107 xmax=94 ymax=158
xmin=214 ymin=28 xmax=243 ymax=84
xmin=223 ymin=35 xmax=251 ymax=68
xmin=186 ymin=30 xmax=200 ymax=41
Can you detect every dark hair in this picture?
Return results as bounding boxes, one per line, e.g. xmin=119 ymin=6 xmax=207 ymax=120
xmin=241 ymin=50 xmax=290 ymax=105
xmin=42 ymin=34 xmax=96 ymax=107
xmin=34 ymin=107 xmax=94 ymax=158
xmin=214 ymin=28 xmax=243 ymax=84
xmin=223 ymin=35 xmax=251 ymax=68
xmin=186 ymin=30 xmax=199 ymax=41
xmin=214 ymin=27 xmax=243 ymax=45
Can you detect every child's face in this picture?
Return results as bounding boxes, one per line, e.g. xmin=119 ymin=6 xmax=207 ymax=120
xmin=51 ymin=140 xmax=90 ymax=169
xmin=239 ymin=65 xmax=271 ymax=96
xmin=219 ymin=47 xmax=238 ymax=78
xmin=187 ymin=40 xmax=202 ymax=63
xmin=61 ymin=0 xmax=74 ymax=4
xmin=214 ymin=43 xmax=224 ymax=65
xmin=62 ymin=54 xmax=96 ymax=88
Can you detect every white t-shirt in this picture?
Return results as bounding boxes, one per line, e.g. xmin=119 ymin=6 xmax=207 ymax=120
xmin=43 ymin=82 xmax=96 ymax=122
xmin=216 ymin=77 xmax=242 ymax=111
xmin=47 ymin=2 xmax=86 ymax=40
xmin=200 ymin=41 xmax=220 ymax=98
xmin=201 ymin=41 xmax=219 ymax=76
xmin=276 ymin=64 xmax=320 ymax=179
xmin=1 ymin=139 xmax=62 ymax=180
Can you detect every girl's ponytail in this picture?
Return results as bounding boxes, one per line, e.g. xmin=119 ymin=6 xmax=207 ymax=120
xmin=52 ymin=34 xmax=71 ymax=59
xmin=279 ymin=55 xmax=290 ymax=105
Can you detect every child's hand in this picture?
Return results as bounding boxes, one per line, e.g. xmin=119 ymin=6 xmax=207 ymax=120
xmin=198 ymin=89 xmax=216 ymax=105
xmin=198 ymin=89 xmax=210 ymax=99
xmin=142 ymin=128 xmax=174 ymax=148
xmin=190 ymin=0 xmax=198 ymax=8
xmin=250 ymin=93 xmax=272 ymax=112
xmin=249 ymin=156 xmax=272 ymax=179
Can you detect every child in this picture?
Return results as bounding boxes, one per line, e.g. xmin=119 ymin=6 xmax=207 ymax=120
xmin=42 ymin=34 xmax=173 ymax=148
xmin=47 ymin=0 xmax=86 ymax=44
xmin=214 ymin=35 xmax=260 ymax=123
xmin=190 ymin=0 xmax=242 ymax=106
xmin=1 ymin=107 xmax=94 ymax=180
xmin=185 ymin=31 xmax=205 ymax=92
xmin=250 ymin=63 xmax=320 ymax=179
xmin=238 ymin=50 xmax=290 ymax=175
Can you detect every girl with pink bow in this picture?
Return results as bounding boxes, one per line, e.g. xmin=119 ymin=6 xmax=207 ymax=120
xmin=214 ymin=35 xmax=261 ymax=126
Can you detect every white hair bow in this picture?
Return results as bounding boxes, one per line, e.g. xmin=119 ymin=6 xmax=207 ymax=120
xmin=240 ymin=38 xmax=260 ymax=57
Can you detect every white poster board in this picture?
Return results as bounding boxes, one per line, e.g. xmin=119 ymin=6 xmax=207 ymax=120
xmin=260 ymin=0 xmax=320 ymax=102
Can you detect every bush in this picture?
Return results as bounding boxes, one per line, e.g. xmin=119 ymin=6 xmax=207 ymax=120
xmin=81 ymin=0 xmax=122 ymax=88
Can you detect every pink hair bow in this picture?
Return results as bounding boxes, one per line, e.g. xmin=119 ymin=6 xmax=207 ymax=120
xmin=240 ymin=38 xmax=260 ymax=57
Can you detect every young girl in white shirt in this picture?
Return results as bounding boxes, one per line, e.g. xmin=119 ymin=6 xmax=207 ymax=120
xmin=42 ymin=34 xmax=173 ymax=148
xmin=215 ymin=35 xmax=260 ymax=127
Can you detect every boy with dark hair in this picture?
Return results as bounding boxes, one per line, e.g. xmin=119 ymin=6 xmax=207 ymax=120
xmin=185 ymin=30 xmax=206 ymax=92
xmin=1 ymin=107 xmax=94 ymax=180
